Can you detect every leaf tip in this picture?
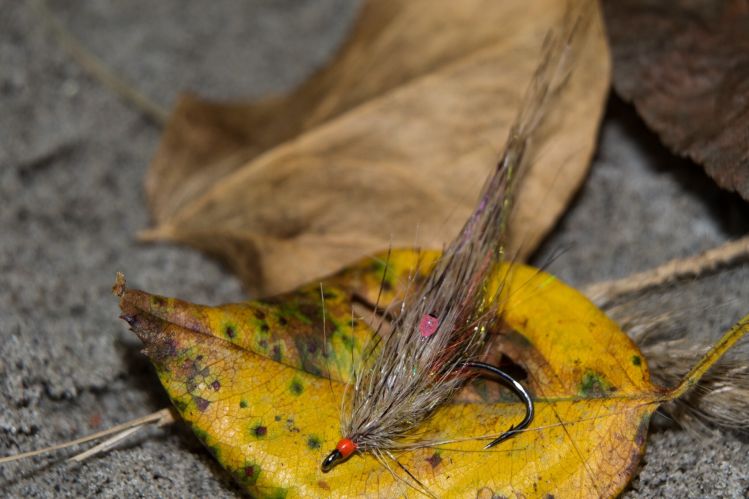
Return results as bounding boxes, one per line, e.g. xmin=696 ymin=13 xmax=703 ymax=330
xmin=113 ymin=272 xmax=127 ymax=297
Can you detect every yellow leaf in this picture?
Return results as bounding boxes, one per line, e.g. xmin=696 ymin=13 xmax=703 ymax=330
xmin=115 ymin=250 xmax=748 ymax=498
xmin=143 ymin=0 xmax=611 ymax=296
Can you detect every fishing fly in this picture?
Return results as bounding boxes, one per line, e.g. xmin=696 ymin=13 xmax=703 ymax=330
xmin=321 ymin=7 xmax=586 ymax=482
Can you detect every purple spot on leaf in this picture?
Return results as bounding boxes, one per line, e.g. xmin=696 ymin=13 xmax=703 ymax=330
xmin=194 ymin=396 xmax=210 ymax=412
xmin=426 ymin=452 xmax=442 ymax=468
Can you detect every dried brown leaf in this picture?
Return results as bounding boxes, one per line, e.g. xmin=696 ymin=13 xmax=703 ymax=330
xmin=145 ymin=0 xmax=611 ymax=296
xmin=604 ymin=0 xmax=749 ymax=198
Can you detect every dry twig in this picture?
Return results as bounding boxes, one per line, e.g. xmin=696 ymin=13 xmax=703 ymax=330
xmin=584 ymin=235 xmax=749 ymax=306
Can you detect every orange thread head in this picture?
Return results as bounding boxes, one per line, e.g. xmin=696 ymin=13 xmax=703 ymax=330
xmin=335 ymin=438 xmax=357 ymax=458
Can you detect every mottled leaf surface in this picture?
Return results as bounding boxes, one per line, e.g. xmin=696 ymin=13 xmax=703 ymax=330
xmin=120 ymin=252 xmax=680 ymax=497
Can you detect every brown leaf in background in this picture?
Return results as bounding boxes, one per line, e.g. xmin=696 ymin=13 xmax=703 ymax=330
xmin=604 ymin=0 xmax=749 ymax=199
xmin=144 ymin=0 xmax=611 ymax=296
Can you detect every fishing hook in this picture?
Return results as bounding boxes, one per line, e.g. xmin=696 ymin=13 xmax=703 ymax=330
xmin=459 ymin=360 xmax=534 ymax=448
xmin=321 ymin=360 xmax=534 ymax=472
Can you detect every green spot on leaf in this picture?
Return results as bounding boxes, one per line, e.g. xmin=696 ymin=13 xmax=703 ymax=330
xmin=579 ymin=370 xmax=615 ymax=398
xmin=369 ymin=258 xmax=386 ymax=273
xmin=631 ymin=355 xmax=641 ymax=366
xmin=267 ymin=487 xmax=288 ymax=499
xmin=278 ymin=302 xmax=313 ymax=326
xmin=239 ymin=399 xmax=248 ymax=409
xmin=307 ymin=435 xmax=321 ymax=450
xmin=369 ymin=258 xmax=395 ymax=289
xmin=339 ymin=334 xmax=354 ymax=350
xmin=290 ymin=378 xmax=304 ymax=395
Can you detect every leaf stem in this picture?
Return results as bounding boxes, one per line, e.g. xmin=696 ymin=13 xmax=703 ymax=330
xmin=665 ymin=314 xmax=749 ymax=401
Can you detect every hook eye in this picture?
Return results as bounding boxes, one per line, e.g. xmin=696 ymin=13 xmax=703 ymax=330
xmin=321 ymin=449 xmax=343 ymax=472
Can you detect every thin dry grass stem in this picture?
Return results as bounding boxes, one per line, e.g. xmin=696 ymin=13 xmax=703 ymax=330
xmin=29 ymin=0 xmax=168 ymax=125
xmin=0 ymin=408 xmax=176 ymax=464
xmin=69 ymin=426 xmax=143 ymax=463
xmin=584 ymin=234 xmax=749 ymax=307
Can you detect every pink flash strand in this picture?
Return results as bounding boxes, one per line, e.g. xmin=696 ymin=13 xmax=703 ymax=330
xmin=419 ymin=314 xmax=440 ymax=337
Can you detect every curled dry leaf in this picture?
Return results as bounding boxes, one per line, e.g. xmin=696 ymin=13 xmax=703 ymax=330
xmin=117 ymin=250 xmax=748 ymax=497
xmin=144 ymin=0 xmax=611 ymax=296
xmin=603 ymin=0 xmax=749 ymax=199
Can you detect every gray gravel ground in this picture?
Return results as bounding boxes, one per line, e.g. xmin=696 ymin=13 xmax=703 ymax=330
xmin=1 ymin=1 xmax=747 ymax=497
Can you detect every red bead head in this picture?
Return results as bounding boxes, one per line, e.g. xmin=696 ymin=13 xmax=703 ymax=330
xmin=335 ymin=438 xmax=358 ymax=458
